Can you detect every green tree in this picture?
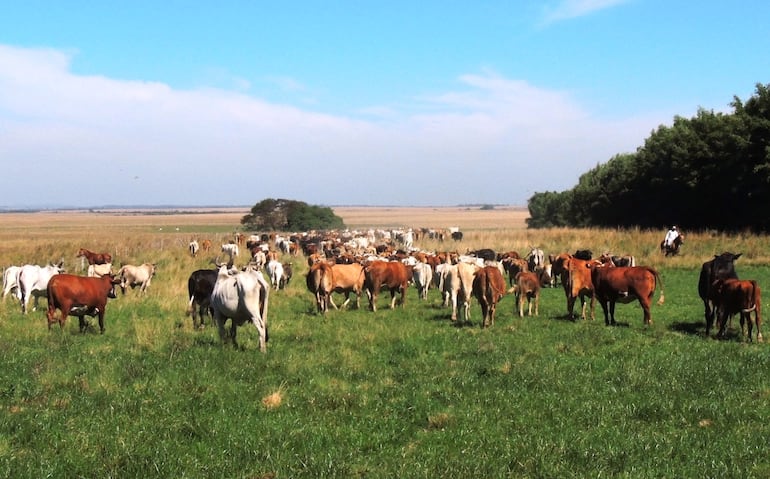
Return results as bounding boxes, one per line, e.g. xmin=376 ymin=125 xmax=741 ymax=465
xmin=241 ymin=198 xmax=344 ymax=231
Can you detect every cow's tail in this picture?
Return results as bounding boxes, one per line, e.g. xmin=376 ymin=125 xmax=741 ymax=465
xmin=743 ymin=280 xmax=760 ymax=313
xmin=650 ymin=267 xmax=665 ymax=305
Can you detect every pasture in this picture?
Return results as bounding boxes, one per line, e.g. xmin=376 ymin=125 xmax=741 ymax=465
xmin=1 ymin=207 xmax=770 ymax=478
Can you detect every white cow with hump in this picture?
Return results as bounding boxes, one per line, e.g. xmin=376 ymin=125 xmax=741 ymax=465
xmin=18 ymin=261 xmax=65 ymax=313
xmin=210 ymin=264 xmax=270 ymax=352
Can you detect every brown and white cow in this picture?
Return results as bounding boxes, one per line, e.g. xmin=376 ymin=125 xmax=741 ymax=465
xmin=710 ymin=278 xmax=762 ymax=342
xmin=363 ymin=261 xmax=410 ymax=311
xmin=512 ymin=271 xmax=540 ymax=317
xmin=46 ymin=273 xmax=121 ymax=333
xmin=472 ymin=265 xmax=506 ymax=328
xmin=590 ymin=264 xmax=664 ymax=326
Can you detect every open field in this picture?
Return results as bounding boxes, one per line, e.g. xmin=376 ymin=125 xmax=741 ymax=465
xmin=1 ymin=209 xmax=770 ymax=477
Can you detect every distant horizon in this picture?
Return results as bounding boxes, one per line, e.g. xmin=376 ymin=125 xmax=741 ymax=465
xmin=0 ymin=203 xmax=527 ymax=213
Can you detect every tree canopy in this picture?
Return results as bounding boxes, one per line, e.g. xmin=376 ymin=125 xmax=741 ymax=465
xmin=526 ymin=83 xmax=770 ymax=232
xmin=240 ymin=198 xmax=344 ymax=231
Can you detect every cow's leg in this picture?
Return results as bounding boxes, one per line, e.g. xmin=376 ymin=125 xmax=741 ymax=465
xmin=704 ymin=300 xmax=715 ymax=337
xmin=250 ymin=315 xmax=267 ymax=353
xmin=640 ymin=298 xmax=652 ymax=326
xmin=566 ymin=294 xmax=576 ymax=320
xmin=213 ymin=313 xmax=230 ymax=344
xmin=450 ymin=292 xmax=458 ymax=321
xmin=517 ymin=293 xmax=523 ymax=317
xmin=79 ymin=315 xmax=88 ymax=333
xmin=534 ymin=294 xmax=540 ymax=316
xmin=598 ymin=299 xmax=610 ymax=325
xmin=369 ymin=287 xmax=378 ymax=312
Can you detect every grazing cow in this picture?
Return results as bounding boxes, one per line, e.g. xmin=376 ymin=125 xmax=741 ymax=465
xmin=188 ymin=240 xmax=200 ymax=257
xmin=210 ymin=265 xmax=270 ymax=352
xmin=221 ymin=243 xmax=239 ymax=262
xmin=77 ymin=248 xmax=112 ymax=265
xmin=87 ymin=263 xmax=113 ymax=278
xmin=266 ymin=259 xmax=285 ymax=290
xmin=200 ymin=239 xmax=212 ymax=252
xmin=363 ymin=261 xmax=410 ymax=311
xmin=412 ymin=262 xmax=432 ymax=300
xmin=513 ymin=271 xmax=540 ymax=317
xmin=46 ymin=273 xmax=121 ymax=333
xmin=698 ymin=252 xmax=741 ymax=337
xmin=306 ymin=261 xmax=334 ymax=314
xmin=526 ymin=248 xmax=545 ymax=272
xmin=441 ymin=261 xmax=478 ymax=322
xmin=711 ymin=278 xmax=762 ymax=341
xmin=2 ymin=266 xmax=21 ymax=300
xmin=18 ymin=262 xmax=65 ymax=314
xmin=116 ymin=263 xmax=156 ymax=295
xmin=187 ymin=269 xmax=218 ymax=329
xmin=469 ymin=248 xmax=497 ymax=262
xmin=473 ymin=266 xmax=506 ymax=328
xmin=590 ymin=264 xmax=664 ymax=326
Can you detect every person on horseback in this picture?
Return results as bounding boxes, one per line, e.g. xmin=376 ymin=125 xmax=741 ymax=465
xmin=663 ymin=225 xmax=679 ymax=248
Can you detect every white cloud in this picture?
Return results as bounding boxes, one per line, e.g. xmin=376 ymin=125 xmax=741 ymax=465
xmin=0 ymin=44 xmax=664 ymax=207
xmin=541 ymin=0 xmax=631 ymax=25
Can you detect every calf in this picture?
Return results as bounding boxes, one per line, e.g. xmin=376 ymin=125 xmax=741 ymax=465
xmin=513 ymin=271 xmax=540 ymax=317
xmin=711 ymin=278 xmax=762 ymax=342
xmin=473 ymin=265 xmax=506 ymax=328
xmin=46 ymin=273 xmax=120 ymax=333
xmin=187 ymin=269 xmax=218 ymax=329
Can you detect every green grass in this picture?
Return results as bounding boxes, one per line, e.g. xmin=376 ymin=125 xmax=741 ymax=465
xmin=1 ymin=261 xmax=769 ymax=478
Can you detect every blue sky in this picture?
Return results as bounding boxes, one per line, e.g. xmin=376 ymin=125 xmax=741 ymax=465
xmin=1 ymin=1 xmax=767 ymax=208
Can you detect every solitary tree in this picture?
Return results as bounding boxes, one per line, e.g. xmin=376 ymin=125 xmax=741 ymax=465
xmin=241 ymin=198 xmax=344 ymax=231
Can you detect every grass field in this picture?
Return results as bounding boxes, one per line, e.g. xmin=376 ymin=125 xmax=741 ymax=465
xmin=1 ymin=208 xmax=769 ymax=478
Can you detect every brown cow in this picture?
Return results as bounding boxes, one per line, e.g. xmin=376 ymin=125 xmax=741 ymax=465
xmin=711 ymin=278 xmax=762 ymax=342
xmin=512 ymin=271 xmax=540 ymax=317
xmin=330 ymin=263 xmax=365 ymax=309
xmin=363 ymin=261 xmax=409 ymax=311
xmin=77 ymin=248 xmax=112 ymax=265
xmin=200 ymin=239 xmax=212 ymax=252
xmin=590 ymin=264 xmax=664 ymax=326
xmin=472 ymin=266 xmax=506 ymax=328
xmin=46 ymin=273 xmax=121 ymax=333
xmin=555 ymin=254 xmax=598 ymax=320
xmin=306 ymin=262 xmax=334 ymax=314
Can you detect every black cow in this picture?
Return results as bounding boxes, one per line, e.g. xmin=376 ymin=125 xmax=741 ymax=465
xmin=187 ymin=269 xmax=218 ymax=329
xmin=698 ymin=252 xmax=741 ymax=337
xmin=469 ymin=248 xmax=496 ymax=262
xmin=574 ymin=249 xmax=593 ymax=260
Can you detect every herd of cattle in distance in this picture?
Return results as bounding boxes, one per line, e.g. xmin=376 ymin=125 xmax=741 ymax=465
xmin=1 ymin=228 xmax=762 ymax=352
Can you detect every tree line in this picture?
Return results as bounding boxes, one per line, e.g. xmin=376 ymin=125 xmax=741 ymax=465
xmin=527 ymin=83 xmax=770 ymax=232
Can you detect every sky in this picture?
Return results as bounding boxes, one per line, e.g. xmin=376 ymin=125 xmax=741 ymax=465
xmin=1 ymin=1 xmax=768 ymax=208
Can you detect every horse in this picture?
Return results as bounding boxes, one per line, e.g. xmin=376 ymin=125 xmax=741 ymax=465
xmin=660 ymin=234 xmax=684 ymax=257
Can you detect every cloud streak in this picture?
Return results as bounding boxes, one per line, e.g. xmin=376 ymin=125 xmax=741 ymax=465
xmin=541 ymin=0 xmax=631 ymax=25
xmin=0 ymin=44 xmax=664 ymax=208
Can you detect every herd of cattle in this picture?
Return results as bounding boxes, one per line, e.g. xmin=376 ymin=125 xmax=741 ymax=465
xmin=0 ymin=230 xmax=762 ymax=351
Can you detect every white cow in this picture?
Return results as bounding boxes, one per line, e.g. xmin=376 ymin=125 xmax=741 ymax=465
xmin=221 ymin=243 xmax=239 ymax=262
xmin=116 ymin=263 xmax=156 ymax=294
xmin=412 ymin=262 xmax=432 ymax=300
xmin=2 ymin=266 xmax=21 ymax=300
xmin=18 ymin=262 xmax=65 ymax=313
xmin=188 ymin=240 xmax=200 ymax=257
xmin=87 ymin=263 xmax=113 ymax=278
xmin=210 ymin=265 xmax=269 ymax=352
xmin=441 ymin=261 xmax=478 ymax=321
xmin=266 ymin=259 xmax=285 ymax=290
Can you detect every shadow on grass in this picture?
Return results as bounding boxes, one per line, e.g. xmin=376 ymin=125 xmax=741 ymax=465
xmin=669 ymin=321 xmax=703 ymax=336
